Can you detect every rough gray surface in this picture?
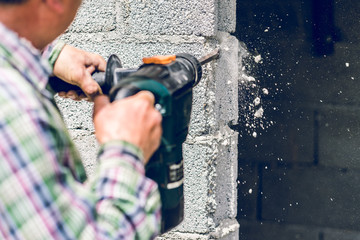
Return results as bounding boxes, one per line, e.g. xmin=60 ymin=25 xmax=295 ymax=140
xmin=116 ymin=0 xmax=216 ymax=36
xmin=61 ymin=32 xmax=207 ymax=66
xmin=69 ymin=130 xmax=99 ymax=176
xmin=217 ymin=0 xmax=236 ymax=33
xmin=158 ymin=219 xmax=239 ymax=240
xmin=56 ymin=97 xmax=94 ymax=131
xmin=69 ymin=0 xmax=116 ymax=33
xmin=58 ymin=0 xmax=240 ymax=239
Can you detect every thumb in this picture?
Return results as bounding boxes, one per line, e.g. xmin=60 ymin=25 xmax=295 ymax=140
xmin=93 ymin=95 xmax=110 ymax=118
xmin=134 ymin=91 xmax=156 ymax=106
xmin=81 ymin=70 xmax=103 ymax=100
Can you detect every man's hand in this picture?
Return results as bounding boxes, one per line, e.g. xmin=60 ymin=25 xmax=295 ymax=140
xmin=53 ymin=45 xmax=106 ymax=101
xmin=93 ymin=91 xmax=162 ymax=164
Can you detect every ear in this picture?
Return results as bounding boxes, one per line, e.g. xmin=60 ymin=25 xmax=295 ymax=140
xmin=43 ymin=0 xmax=65 ymax=14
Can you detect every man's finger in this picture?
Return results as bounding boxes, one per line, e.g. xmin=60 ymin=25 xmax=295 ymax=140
xmin=58 ymin=91 xmax=66 ymax=98
xmin=93 ymin=95 xmax=110 ymax=117
xmin=135 ymin=91 xmax=156 ymax=106
xmin=80 ymin=73 xmax=103 ymax=101
xmin=86 ymin=53 xmax=107 ymax=72
xmin=65 ymin=90 xmax=78 ymax=100
xmin=94 ymin=54 xmax=107 ymax=72
xmin=86 ymin=65 xmax=96 ymax=75
xmin=97 ymin=57 xmax=107 ymax=72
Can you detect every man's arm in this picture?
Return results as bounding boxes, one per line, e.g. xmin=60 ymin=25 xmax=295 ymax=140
xmin=0 ymin=70 xmax=162 ymax=239
xmin=41 ymin=44 xmax=162 ymax=238
xmin=91 ymin=91 xmax=163 ymax=238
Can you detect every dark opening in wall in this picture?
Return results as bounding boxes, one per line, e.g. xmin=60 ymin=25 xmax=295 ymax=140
xmin=234 ymin=0 xmax=360 ymax=239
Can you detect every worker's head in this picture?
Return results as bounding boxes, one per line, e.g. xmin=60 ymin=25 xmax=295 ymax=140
xmin=0 ymin=0 xmax=82 ymax=49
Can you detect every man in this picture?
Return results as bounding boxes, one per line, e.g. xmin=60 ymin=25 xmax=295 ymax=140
xmin=0 ymin=0 xmax=162 ymax=239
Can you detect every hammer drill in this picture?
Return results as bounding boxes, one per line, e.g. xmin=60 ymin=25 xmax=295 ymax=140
xmin=49 ymin=49 xmax=220 ymax=233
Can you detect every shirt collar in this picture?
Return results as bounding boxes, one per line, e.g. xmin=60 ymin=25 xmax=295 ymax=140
xmin=0 ymin=23 xmax=52 ymax=93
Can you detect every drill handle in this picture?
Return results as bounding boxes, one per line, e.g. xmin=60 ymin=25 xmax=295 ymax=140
xmin=48 ymin=71 xmax=107 ymax=94
xmin=48 ymin=54 xmax=127 ymax=95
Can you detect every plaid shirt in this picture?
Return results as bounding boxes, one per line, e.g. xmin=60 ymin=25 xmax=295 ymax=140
xmin=0 ymin=23 xmax=161 ymax=239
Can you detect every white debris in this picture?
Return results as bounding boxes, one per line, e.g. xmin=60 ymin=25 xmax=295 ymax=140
xmin=254 ymin=55 xmax=262 ymax=63
xmin=254 ymin=107 xmax=264 ymax=118
xmin=346 ymin=62 xmax=350 ymax=67
xmin=242 ymin=74 xmax=256 ymax=82
xmin=239 ymin=53 xmax=275 ymax=138
xmin=254 ymin=97 xmax=261 ymax=106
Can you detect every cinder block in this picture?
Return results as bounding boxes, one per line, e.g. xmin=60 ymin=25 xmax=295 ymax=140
xmin=69 ymin=130 xmax=99 ymax=176
xmin=238 ymin=105 xmax=314 ymax=165
xmin=262 ymin=167 xmax=360 ymax=231
xmin=55 ymin=96 xmax=94 ymax=132
xmin=178 ymin=130 xmax=238 ymax=235
xmin=214 ymin=32 xmax=240 ymax=127
xmin=217 ymin=0 xmax=236 ymax=33
xmin=210 ymin=219 xmax=239 ymax=240
xmin=318 ymin=106 xmax=360 ymax=169
xmin=61 ymin=32 xmax=207 ymax=66
xmin=158 ymin=222 xmax=239 ymax=240
xmin=214 ymin=131 xmax=238 ymax=224
xmin=116 ymin=0 xmax=216 ymax=36
xmin=56 ymin=98 xmax=98 ymax=176
xmin=177 ymin=141 xmax=218 ymax=234
xmin=68 ymin=0 xmax=116 ymax=33
xmin=189 ymin=32 xmax=240 ymax=137
xmin=157 ymin=232 xmax=208 ymax=240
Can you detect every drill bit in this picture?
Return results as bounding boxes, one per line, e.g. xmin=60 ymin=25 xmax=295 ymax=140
xmin=199 ymin=48 xmax=221 ymax=65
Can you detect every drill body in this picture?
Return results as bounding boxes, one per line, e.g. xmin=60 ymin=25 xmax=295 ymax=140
xmin=109 ymin=54 xmax=202 ymax=233
xmin=49 ymin=53 xmax=204 ymax=233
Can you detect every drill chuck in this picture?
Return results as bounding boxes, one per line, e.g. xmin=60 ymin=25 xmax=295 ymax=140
xmin=174 ymin=53 xmax=202 ymax=87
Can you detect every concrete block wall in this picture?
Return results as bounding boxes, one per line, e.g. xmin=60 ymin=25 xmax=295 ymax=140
xmin=56 ymin=0 xmax=240 ymax=239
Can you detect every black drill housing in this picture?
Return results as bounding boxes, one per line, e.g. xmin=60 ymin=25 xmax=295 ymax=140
xmin=48 ymin=53 xmax=204 ymax=233
xmin=109 ymin=54 xmax=202 ymax=233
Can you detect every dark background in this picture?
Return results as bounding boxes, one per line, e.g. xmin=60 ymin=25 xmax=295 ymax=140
xmin=234 ymin=0 xmax=360 ymax=239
